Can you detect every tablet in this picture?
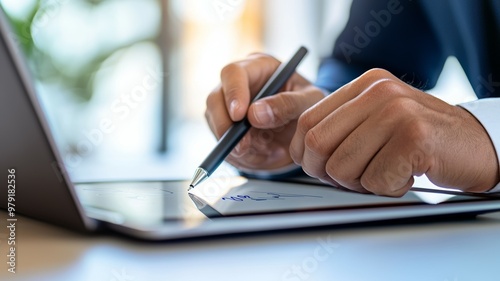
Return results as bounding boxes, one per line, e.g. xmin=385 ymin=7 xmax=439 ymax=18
xmin=74 ymin=177 xmax=500 ymax=240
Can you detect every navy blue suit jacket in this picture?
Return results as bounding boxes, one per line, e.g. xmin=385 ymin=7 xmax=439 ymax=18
xmin=316 ymin=0 xmax=500 ymax=99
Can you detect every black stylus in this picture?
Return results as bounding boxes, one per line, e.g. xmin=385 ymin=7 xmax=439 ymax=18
xmin=189 ymin=46 xmax=308 ymax=190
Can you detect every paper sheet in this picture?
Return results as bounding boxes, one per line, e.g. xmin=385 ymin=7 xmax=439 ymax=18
xmin=189 ymin=177 xmax=429 ymax=217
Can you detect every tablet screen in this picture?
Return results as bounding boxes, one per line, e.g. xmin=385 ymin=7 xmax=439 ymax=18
xmin=75 ymin=177 xmax=498 ymax=229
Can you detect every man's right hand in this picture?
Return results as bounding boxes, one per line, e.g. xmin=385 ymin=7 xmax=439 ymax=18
xmin=205 ymin=53 xmax=325 ymax=173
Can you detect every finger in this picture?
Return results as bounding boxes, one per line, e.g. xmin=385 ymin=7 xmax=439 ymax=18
xmin=298 ymin=69 xmax=396 ymax=133
xmin=325 ymin=109 xmax=395 ymax=190
xmin=289 ymin=70 xmax=392 ymax=165
xmin=296 ymin=98 xmax=371 ymax=179
xmin=230 ymin=128 xmax=276 ymax=159
xmin=290 ymin=83 xmax=379 ymax=172
xmin=205 ymin=86 xmax=234 ymax=139
xmin=235 ymin=127 xmax=275 ymax=154
xmin=227 ymin=145 xmax=288 ymax=170
xmin=221 ymin=56 xmax=281 ymax=122
xmin=231 ymin=134 xmax=251 ymax=157
xmin=360 ymin=136 xmax=418 ymax=197
xmin=247 ymin=85 xmax=325 ymax=129
xmin=220 ymin=63 xmax=252 ymax=121
xmin=228 ymin=128 xmax=292 ymax=170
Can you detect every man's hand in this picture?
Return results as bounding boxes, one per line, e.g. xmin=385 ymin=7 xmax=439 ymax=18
xmin=290 ymin=68 xmax=500 ymax=196
xmin=205 ymin=53 xmax=325 ymax=172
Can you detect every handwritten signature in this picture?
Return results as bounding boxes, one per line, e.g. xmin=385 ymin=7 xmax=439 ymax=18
xmin=222 ymin=192 xmax=323 ymax=202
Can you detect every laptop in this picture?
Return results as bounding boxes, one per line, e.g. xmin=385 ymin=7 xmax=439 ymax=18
xmin=2 ymin=7 xmax=500 ymax=240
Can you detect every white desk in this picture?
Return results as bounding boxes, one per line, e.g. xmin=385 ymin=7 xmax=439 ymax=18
xmin=1 ymin=210 xmax=500 ymax=281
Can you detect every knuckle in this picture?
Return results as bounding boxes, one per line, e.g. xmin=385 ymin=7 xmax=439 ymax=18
xmin=325 ymin=163 xmax=349 ymax=185
xmin=360 ymin=174 xmax=385 ymax=195
xmin=206 ymin=91 xmax=218 ymax=108
xmin=304 ymin=130 xmax=327 ymax=156
xmin=332 ymin=134 xmax=364 ymax=164
xmin=362 ymin=169 xmax=411 ymax=197
xmin=297 ymin=111 xmax=315 ymax=135
xmin=248 ymin=53 xmax=280 ymax=65
xmin=247 ymin=52 xmax=272 ymax=60
xmin=371 ymin=78 xmax=401 ymax=93
xmin=301 ymin=165 xmax=321 ymax=179
xmin=378 ymin=97 xmax=416 ymax=120
xmin=220 ymin=63 xmax=241 ymax=80
xmin=347 ymin=68 xmax=400 ymax=96
xmin=355 ymin=79 xmax=402 ymax=106
xmin=361 ymin=68 xmax=393 ymax=80
xmin=327 ymin=151 xmax=359 ymax=185
xmin=369 ymin=79 xmax=404 ymax=98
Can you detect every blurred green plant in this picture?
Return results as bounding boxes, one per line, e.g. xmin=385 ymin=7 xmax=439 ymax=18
xmin=3 ymin=0 xmax=157 ymax=102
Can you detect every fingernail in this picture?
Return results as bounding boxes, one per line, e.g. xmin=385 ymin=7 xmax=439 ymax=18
xmin=230 ymin=99 xmax=239 ymax=119
xmin=253 ymin=101 xmax=274 ymax=125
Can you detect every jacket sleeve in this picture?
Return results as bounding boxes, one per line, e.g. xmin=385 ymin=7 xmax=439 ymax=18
xmin=316 ymin=0 xmax=446 ymax=93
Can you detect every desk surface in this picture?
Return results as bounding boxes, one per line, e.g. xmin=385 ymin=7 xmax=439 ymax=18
xmin=1 ymin=210 xmax=500 ymax=281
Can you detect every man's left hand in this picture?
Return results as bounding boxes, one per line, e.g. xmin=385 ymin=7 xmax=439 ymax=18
xmin=290 ymin=69 xmax=500 ymax=196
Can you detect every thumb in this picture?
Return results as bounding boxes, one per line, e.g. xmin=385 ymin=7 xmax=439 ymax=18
xmin=248 ymin=89 xmax=323 ymax=129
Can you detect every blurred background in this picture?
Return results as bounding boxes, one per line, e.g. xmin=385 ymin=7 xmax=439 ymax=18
xmin=1 ymin=0 xmax=476 ymax=183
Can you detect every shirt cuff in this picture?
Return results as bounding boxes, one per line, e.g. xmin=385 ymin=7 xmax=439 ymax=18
xmin=459 ymin=98 xmax=500 ymax=193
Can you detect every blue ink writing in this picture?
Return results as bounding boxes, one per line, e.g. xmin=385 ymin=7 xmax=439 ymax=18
xmin=222 ymin=192 xmax=323 ymax=202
